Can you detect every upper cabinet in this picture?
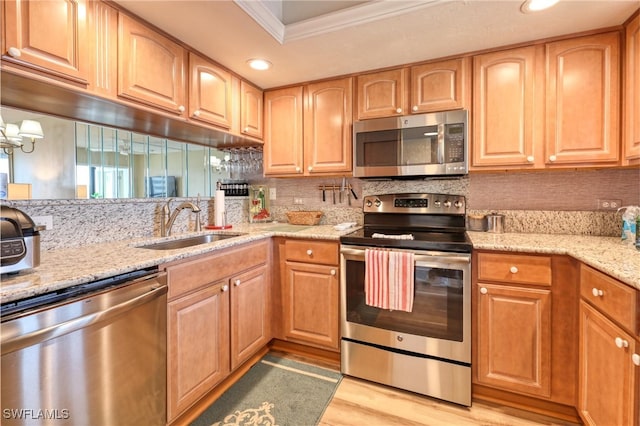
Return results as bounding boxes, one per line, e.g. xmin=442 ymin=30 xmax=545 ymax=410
xmin=355 ymin=58 xmax=469 ymax=120
xmin=2 ymin=0 xmax=90 ymax=85
xmin=118 ymin=13 xmax=187 ymax=116
xmin=471 ymin=46 xmax=544 ymax=169
xmin=239 ymin=80 xmax=263 ymax=140
xmin=545 ymin=32 xmax=620 ymax=166
xmin=87 ymin=0 xmax=118 ymax=98
xmin=264 ymin=77 xmax=352 ymax=176
xmin=188 ymin=52 xmax=233 ymax=129
xmin=624 ymin=13 xmax=640 ymax=165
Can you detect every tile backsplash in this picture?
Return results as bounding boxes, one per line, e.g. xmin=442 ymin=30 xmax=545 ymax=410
xmin=6 ymin=168 xmax=637 ymax=251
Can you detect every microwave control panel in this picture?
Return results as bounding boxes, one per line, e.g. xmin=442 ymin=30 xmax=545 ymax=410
xmin=444 ymin=123 xmax=465 ymax=163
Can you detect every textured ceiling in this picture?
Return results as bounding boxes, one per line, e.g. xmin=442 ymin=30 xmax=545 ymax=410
xmin=113 ymin=0 xmax=639 ymax=89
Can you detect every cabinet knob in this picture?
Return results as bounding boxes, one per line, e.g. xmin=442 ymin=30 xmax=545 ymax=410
xmin=244 ymin=127 xmax=250 ymax=132
xmin=633 ymin=354 xmax=640 ymax=366
xmin=615 ymin=337 xmax=629 ymax=349
xmin=526 ymin=155 xmax=534 ymax=163
xmin=234 ymin=279 xmax=241 ymax=287
xmin=509 ymin=266 xmax=518 ymax=274
xmin=8 ymin=47 xmax=21 ymax=58
xmin=592 ymin=288 xmax=604 ymax=297
xmin=330 ymin=269 xmax=336 ymax=276
xmin=412 ymin=106 xmax=418 ymax=112
xmin=480 ymin=287 xmax=488 ymax=295
xmin=295 ymin=167 xmax=301 ymax=173
xmin=222 ymin=284 xmax=229 ymax=292
xmin=308 ymin=166 xmax=313 ymax=172
xmin=395 ymin=108 xmax=402 ymax=114
xmin=193 ymin=110 xmax=201 ymax=117
xmin=549 ymin=155 xmax=557 ymax=162
xmin=306 ymin=249 xmax=313 ymax=256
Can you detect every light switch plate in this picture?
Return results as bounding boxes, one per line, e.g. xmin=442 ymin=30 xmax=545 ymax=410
xmin=269 ymin=188 xmax=276 ymax=200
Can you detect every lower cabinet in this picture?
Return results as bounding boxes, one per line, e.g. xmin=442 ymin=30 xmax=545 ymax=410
xmin=281 ymin=239 xmax=340 ymax=351
xmin=164 ymin=240 xmax=270 ymax=422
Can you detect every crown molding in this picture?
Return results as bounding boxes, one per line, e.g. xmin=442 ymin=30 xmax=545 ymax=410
xmin=234 ymin=0 xmax=286 ymax=43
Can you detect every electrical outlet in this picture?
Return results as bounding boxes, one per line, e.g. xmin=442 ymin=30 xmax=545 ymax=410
xmin=293 ymin=198 xmax=303 ymax=205
xmin=269 ymin=187 xmax=276 ymax=200
xmin=32 ymin=215 xmax=53 ymax=230
xmin=597 ymin=199 xmax=622 ymax=210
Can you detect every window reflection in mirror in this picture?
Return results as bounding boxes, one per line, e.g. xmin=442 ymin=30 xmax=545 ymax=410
xmin=1 ymin=106 xmax=235 ymax=200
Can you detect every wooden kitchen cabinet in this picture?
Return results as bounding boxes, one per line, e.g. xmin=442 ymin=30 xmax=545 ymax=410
xmin=264 ymin=77 xmax=352 ymax=176
xmin=2 ymin=0 xmax=90 ymax=85
xmin=578 ymin=264 xmax=639 ymax=426
xmin=188 ymin=52 xmax=233 ymax=129
xmin=471 ymin=46 xmax=544 ymax=169
xmin=282 ymin=239 xmax=340 ymax=351
xmin=87 ymin=0 xmax=118 ymax=98
xmin=118 ymin=13 xmax=187 ymax=116
xmin=239 ymin=80 xmax=263 ymax=139
xmin=623 ymin=12 xmax=640 ymax=164
xmin=473 ymin=251 xmax=580 ymax=421
xmin=545 ymin=32 xmax=621 ymax=166
xmin=355 ymin=58 xmax=469 ymax=120
xmin=164 ymin=240 xmax=270 ymax=422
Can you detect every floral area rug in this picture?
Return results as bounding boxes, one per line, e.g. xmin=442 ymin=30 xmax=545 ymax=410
xmin=190 ymin=353 xmax=342 ymax=426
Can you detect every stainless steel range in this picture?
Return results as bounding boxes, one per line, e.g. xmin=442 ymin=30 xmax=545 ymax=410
xmin=339 ymin=193 xmax=472 ymax=406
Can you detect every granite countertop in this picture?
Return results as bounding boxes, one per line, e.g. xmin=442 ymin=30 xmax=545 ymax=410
xmin=1 ymin=225 xmax=639 ymax=304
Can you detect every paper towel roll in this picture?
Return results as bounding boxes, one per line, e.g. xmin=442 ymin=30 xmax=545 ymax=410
xmin=215 ymin=190 xmax=226 ymax=227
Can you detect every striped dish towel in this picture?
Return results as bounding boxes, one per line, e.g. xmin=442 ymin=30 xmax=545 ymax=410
xmin=365 ymin=248 xmax=415 ymax=312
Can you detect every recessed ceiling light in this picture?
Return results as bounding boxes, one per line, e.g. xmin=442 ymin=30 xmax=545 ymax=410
xmin=247 ymin=58 xmax=272 ymax=70
xmin=520 ymin=0 xmax=559 ymax=13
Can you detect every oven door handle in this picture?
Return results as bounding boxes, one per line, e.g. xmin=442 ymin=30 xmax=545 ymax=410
xmin=340 ymin=247 xmax=470 ymax=266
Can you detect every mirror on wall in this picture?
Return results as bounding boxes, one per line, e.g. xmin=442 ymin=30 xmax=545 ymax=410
xmin=1 ymin=106 xmax=241 ymax=200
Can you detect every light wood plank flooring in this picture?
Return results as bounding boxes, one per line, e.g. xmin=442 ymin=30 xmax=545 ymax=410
xmin=320 ymin=377 xmax=578 ymax=426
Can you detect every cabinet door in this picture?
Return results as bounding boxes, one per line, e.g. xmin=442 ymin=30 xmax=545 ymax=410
xmin=188 ymin=52 xmax=233 ymax=129
xmin=118 ymin=13 xmax=187 ymax=115
xmin=263 ymin=86 xmax=304 ymax=175
xmin=476 ymin=283 xmax=551 ymax=398
xmin=624 ymin=14 xmax=640 ymax=164
xmin=471 ymin=46 xmax=543 ymax=169
xmin=230 ymin=265 xmax=270 ymax=369
xmin=284 ymin=261 xmax=339 ymax=350
xmin=545 ymin=32 xmax=620 ymax=166
xmin=240 ymin=80 xmax=263 ymax=139
xmin=410 ymin=57 xmax=470 ymax=113
xmin=88 ymin=0 xmax=117 ymax=98
xmin=3 ymin=0 xmax=89 ymax=84
xmin=304 ymin=77 xmax=353 ymax=175
xmin=356 ymin=68 xmax=408 ymax=119
xmin=579 ymin=301 xmax=636 ymax=426
xmin=167 ymin=281 xmax=230 ymax=421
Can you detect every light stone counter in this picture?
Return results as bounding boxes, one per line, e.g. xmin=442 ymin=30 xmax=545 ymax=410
xmin=0 ymin=223 xmax=356 ymax=304
xmin=469 ymin=232 xmax=640 ymax=291
xmin=2 ymin=226 xmax=638 ymax=304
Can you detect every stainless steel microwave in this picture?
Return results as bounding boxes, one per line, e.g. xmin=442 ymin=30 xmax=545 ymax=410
xmin=353 ymin=110 xmax=468 ymax=178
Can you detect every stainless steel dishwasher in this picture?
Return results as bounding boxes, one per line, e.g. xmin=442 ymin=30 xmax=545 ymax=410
xmin=1 ymin=268 xmax=167 ymax=426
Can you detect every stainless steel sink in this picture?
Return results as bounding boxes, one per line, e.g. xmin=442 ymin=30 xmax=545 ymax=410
xmin=138 ymin=233 xmax=243 ymax=250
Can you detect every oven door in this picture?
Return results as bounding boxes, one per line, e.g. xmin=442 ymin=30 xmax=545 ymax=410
xmin=340 ymin=244 xmax=471 ymax=364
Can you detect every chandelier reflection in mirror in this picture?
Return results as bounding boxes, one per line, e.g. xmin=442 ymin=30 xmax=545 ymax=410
xmin=0 ymin=114 xmax=44 ymax=155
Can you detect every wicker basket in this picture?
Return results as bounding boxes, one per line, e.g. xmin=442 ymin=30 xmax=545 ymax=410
xmin=286 ymin=211 xmax=323 ymax=226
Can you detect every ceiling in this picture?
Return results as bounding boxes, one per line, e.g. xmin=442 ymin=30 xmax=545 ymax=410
xmin=113 ymin=0 xmax=638 ymax=89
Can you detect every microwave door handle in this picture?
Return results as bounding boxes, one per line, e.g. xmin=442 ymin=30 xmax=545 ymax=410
xmin=437 ymin=123 xmax=445 ymax=164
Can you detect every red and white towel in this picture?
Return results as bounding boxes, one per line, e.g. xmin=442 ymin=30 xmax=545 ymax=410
xmin=365 ymin=248 xmax=415 ymax=312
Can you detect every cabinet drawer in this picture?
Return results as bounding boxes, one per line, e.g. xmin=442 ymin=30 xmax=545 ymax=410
xmin=166 ymin=240 xmax=269 ymax=299
xmin=477 ymin=252 xmax=552 ymax=286
xmin=580 ymin=264 xmax=637 ymax=334
xmin=285 ymin=240 xmax=339 ymax=265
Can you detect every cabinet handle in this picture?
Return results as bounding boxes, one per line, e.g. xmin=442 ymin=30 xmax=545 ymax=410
xmin=244 ymin=127 xmax=250 ymax=132
xmin=633 ymin=354 xmax=640 ymax=366
xmin=295 ymin=167 xmax=301 ymax=173
xmin=509 ymin=266 xmax=518 ymax=274
xmin=178 ymin=105 xmax=185 ymax=113
xmin=307 ymin=166 xmax=313 ymax=172
xmin=592 ymin=288 xmax=604 ymax=297
xmin=194 ymin=110 xmax=201 ymax=117
xmin=549 ymin=155 xmax=557 ymax=162
xmin=221 ymin=284 xmax=229 ymax=292
xmin=395 ymin=108 xmax=402 ymax=114
xmin=526 ymin=155 xmax=534 ymax=163
xmin=330 ymin=269 xmax=336 ymax=276
xmin=412 ymin=105 xmax=418 ymax=112
xmin=8 ymin=47 xmax=21 ymax=58
xmin=234 ymin=279 xmax=241 ymax=287
xmin=480 ymin=287 xmax=488 ymax=294
xmin=615 ymin=337 xmax=629 ymax=349
xmin=306 ymin=249 xmax=313 ymax=256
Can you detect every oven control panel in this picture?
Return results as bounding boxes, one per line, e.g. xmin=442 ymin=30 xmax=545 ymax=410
xmin=363 ymin=193 xmax=465 ymax=214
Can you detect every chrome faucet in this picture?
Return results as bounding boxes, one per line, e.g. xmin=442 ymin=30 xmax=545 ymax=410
xmin=160 ymin=198 xmax=202 ymax=237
